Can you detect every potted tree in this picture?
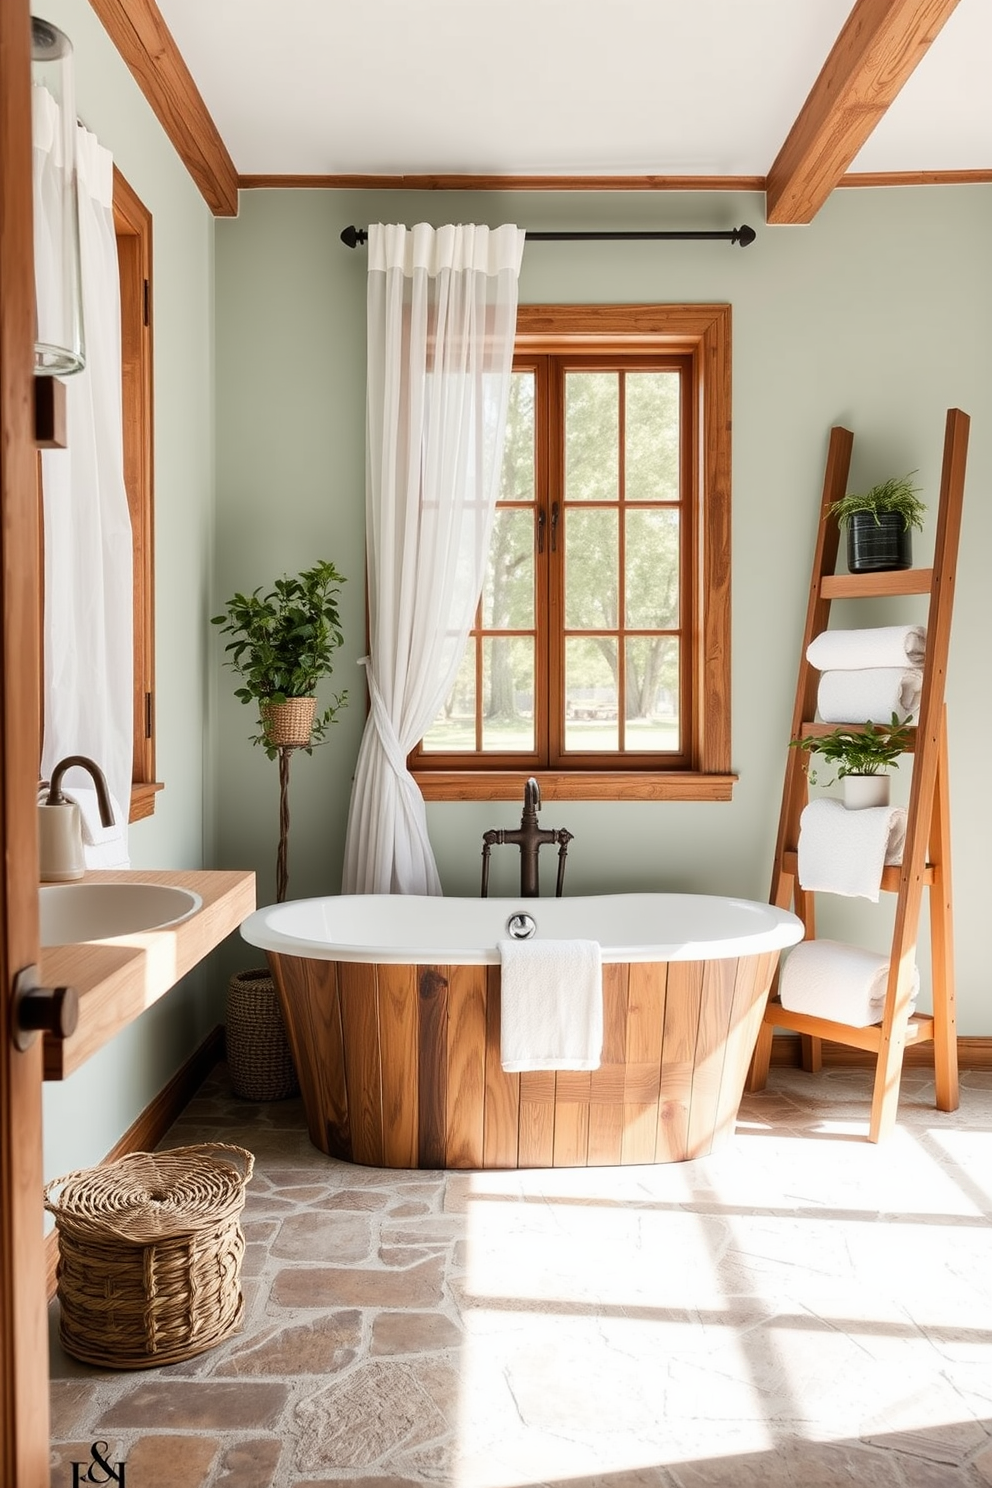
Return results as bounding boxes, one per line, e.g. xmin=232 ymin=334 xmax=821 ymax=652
xmin=212 ymin=559 xmax=348 ymax=767
xmin=829 ymin=472 xmax=926 ymax=573
xmin=790 ymin=714 xmax=914 ymax=809
xmin=213 ymin=559 xmax=347 ymax=1101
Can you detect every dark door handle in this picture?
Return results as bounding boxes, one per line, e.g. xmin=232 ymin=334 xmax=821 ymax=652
xmin=11 ymin=965 xmax=78 ymax=1051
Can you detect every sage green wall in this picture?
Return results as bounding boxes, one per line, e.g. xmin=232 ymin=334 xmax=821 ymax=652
xmin=215 ymin=184 xmax=992 ymax=1034
xmin=32 ymin=0 xmax=220 ymax=1189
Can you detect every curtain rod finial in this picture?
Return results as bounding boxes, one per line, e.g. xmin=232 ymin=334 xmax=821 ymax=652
xmin=341 ymin=225 xmax=368 ymax=249
xmin=733 ymin=224 xmax=756 ymax=247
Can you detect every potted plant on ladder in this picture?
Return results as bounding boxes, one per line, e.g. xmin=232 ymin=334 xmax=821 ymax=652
xmin=829 ymin=472 xmax=926 ymax=573
xmin=213 ymin=559 xmax=347 ymax=1100
xmin=790 ymin=713 xmax=914 ymax=808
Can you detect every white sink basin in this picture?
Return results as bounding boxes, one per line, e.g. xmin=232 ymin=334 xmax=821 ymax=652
xmin=40 ymin=882 xmax=202 ymax=946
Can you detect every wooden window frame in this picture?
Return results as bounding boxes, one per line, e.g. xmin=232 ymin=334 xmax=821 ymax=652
xmin=412 ymin=303 xmax=735 ymax=803
xmin=113 ymin=167 xmax=161 ymax=821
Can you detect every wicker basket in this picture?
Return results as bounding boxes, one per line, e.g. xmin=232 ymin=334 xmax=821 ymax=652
xmin=261 ymin=695 xmax=316 ymax=748
xmin=226 ymin=967 xmax=300 ymax=1101
xmin=44 ymin=1143 xmax=254 ymax=1369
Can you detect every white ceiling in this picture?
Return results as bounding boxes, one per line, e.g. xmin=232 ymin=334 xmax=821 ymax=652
xmin=153 ymin=0 xmax=991 ymax=179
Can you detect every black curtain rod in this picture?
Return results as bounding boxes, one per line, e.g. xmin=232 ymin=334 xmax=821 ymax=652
xmin=340 ymin=224 xmax=756 ymax=249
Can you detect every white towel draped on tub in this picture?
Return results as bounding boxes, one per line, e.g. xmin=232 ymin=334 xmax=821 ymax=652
xmin=498 ymin=938 xmax=603 ymax=1072
xmin=798 ymin=798 xmax=906 ymax=901
xmin=806 ymin=624 xmax=926 ymax=671
xmin=817 ymin=666 xmax=923 ymax=724
xmin=779 ymin=938 xmax=919 ymax=1027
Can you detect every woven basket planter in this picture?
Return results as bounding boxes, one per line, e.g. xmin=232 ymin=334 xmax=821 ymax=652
xmin=44 ymin=1143 xmax=254 ymax=1369
xmin=226 ymin=967 xmax=299 ymax=1101
xmin=261 ymin=695 xmax=316 ymax=749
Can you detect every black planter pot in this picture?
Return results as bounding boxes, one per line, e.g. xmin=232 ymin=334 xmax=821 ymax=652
xmin=846 ymin=511 xmax=913 ymax=572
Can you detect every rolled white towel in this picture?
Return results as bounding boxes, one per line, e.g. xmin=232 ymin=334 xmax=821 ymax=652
xmin=798 ymin=798 xmax=906 ymax=901
xmin=499 ymin=938 xmax=603 ymax=1072
xmin=807 ymin=624 xmax=925 ymax=671
xmin=779 ymin=938 xmax=919 ymax=1028
xmin=817 ymin=667 xmax=922 ymax=724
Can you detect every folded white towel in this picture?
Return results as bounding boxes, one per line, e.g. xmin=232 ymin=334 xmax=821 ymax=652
xmin=817 ymin=667 xmax=922 ymax=724
xmin=779 ymin=938 xmax=919 ymax=1028
xmin=798 ymin=798 xmax=906 ymax=901
xmin=62 ymin=787 xmax=130 ymax=869
xmin=807 ymin=625 xmax=926 ymax=671
xmin=498 ymin=938 xmax=603 ymax=1073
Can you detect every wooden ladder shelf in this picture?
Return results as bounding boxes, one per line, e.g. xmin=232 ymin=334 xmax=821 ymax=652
xmin=747 ymin=407 xmax=969 ymax=1143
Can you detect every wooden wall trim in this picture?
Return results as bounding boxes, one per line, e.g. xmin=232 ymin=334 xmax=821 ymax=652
xmin=45 ymin=1026 xmax=225 ymax=1298
xmin=87 ymin=0 xmax=238 ymax=216
xmin=766 ymin=0 xmax=963 ymax=225
xmin=238 ymin=172 xmax=767 ymax=195
xmin=839 ymin=169 xmax=992 ymax=188
xmin=240 ymin=169 xmax=992 ymax=199
xmin=770 ymin=1034 xmax=992 ymax=1071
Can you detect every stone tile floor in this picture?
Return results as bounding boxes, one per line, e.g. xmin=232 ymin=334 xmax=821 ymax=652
xmin=48 ymin=1062 xmax=992 ymax=1487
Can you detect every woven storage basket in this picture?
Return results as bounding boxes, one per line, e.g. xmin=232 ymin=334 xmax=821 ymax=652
xmin=261 ymin=695 xmax=316 ymax=748
xmin=44 ymin=1143 xmax=254 ymax=1369
xmin=226 ymin=967 xmax=300 ymax=1101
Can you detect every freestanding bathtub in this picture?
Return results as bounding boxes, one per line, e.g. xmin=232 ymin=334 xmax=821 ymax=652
xmin=241 ymin=893 xmax=803 ymax=1170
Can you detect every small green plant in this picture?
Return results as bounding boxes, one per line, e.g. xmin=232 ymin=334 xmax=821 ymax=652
xmin=212 ymin=559 xmax=347 ymax=759
xmin=789 ymin=713 xmax=914 ymax=787
xmin=829 ymin=472 xmax=926 ymax=532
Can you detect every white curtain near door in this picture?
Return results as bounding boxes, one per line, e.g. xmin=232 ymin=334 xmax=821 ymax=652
xmin=39 ymin=123 xmax=133 ymax=855
xmin=342 ymin=222 xmax=524 ymax=894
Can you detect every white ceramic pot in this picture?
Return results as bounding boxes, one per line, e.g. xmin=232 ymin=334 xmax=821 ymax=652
xmin=842 ymin=773 xmax=890 ymax=810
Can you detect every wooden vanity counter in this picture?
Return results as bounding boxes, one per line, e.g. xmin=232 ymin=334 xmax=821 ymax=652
xmin=40 ymin=869 xmax=255 ymax=1079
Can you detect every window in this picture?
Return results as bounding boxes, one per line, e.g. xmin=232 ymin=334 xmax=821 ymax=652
xmin=113 ymin=168 xmax=160 ymax=820
xmin=411 ymin=305 xmax=733 ymax=802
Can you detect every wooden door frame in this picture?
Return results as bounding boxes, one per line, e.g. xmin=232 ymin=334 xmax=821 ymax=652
xmin=1 ymin=0 xmax=51 ymax=1481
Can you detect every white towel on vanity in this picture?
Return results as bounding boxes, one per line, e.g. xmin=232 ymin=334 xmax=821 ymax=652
xmin=817 ymin=666 xmax=922 ymax=724
xmin=806 ymin=624 xmax=926 ymax=671
xmin=498 ymin=938 xmax=603 ymax=1072
xmin=62 ymin=787 xmax=130 ymax=868
xmin=779 ymin=938 xmax=919 ymax=1028
xmin=797 ymin=798 xmax=906 ymax=901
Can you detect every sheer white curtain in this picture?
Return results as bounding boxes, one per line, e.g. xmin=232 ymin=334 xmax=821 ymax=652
xmin=39 ymin=124 xmax=133 ymax=848
xmin=342 ymin=222 xmax=524 ymax=895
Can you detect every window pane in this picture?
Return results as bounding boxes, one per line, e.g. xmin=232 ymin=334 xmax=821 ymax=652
xmin=625 ymin=509 xmax=680 ymax=629
xmin=565 ymin=508 xmax=618 ymax=630
xmin=483 ymin=637 xmax=534 ymax=752
xmin=483 ymin=508 xmax=534 ymax=629
xmin=625 ymin=637 xmax=680 ymax=752
xmin=564 ymin=638 xmax=618 ymax=752
xmin=422 ymin=645 xmax=477 ymax=752
xmin=502 ymin=371 xmax=535 ymax=501
xmin=626 ymin=372 xmax=680 ymax=502
xmin=566 ymin=372 xmax=618 ymax=502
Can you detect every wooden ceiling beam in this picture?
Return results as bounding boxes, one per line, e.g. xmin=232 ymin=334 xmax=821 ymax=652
xmin=766 ymin=0 xmax=962 ymax=225
xmin=87 ymin=0 xmax=238 ymax=217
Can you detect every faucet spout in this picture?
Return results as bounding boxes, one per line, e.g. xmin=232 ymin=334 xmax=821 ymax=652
xmin=46 ymin=755 xmax=114 ymax=827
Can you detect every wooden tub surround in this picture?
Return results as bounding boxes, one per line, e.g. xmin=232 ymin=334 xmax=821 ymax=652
xmin=245 ymin=892 xmax=803 ymax=1170
xmin=268 ymin=948 xmax=784 ymax=1168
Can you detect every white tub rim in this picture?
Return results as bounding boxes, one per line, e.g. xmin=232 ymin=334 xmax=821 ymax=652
xmin=241 ymin=892 xmax=804 ymax=966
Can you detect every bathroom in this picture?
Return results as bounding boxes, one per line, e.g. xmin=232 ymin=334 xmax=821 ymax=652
xmin=4 ymin=0 xmax=992 ymax=1481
